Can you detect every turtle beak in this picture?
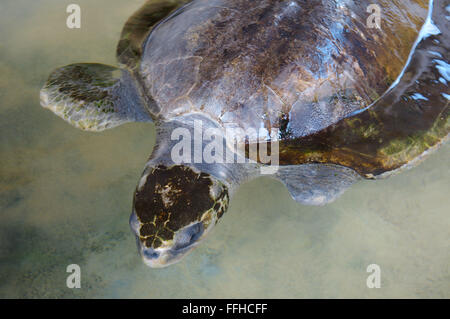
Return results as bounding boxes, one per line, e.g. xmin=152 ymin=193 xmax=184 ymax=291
xmin=138 ymin=242 xmax=198 ymax=268
xmin=139 ymin=246 xmax=173 ymax=268
xmin=129 ymin=211 xmax=204 ymax=268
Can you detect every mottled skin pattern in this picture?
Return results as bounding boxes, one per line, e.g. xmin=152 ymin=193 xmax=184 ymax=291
xmin=134 ymin=165 xmax=228 ymax=249
xmin=141 ymin=0 xmax=428 ymax=136
xmin=40 ymin=63 xmax=152 ymax=130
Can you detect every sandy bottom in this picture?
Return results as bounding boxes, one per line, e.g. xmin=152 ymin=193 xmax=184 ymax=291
xmin=0 ymin=0 xmax=448 ymax=298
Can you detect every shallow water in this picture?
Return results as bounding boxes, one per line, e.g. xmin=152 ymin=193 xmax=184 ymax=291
xmin=0 ymin=0 xmax=449 ymax=298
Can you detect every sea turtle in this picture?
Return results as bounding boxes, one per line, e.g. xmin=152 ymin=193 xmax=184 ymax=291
xmin=40 ymin=0 xmax=449 ymax=268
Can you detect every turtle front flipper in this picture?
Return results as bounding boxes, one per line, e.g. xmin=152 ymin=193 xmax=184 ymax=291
xmin=117 ymin=0 xmax=191 ymax=69
xmin=280 ymin=0 xmax=449 ymax=179
xmin=40 ymin=63 xmax=153 ymax=132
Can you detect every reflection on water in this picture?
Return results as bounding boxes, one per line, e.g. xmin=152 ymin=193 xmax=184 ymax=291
xmin=0 ymin=0 xmax=448 ymax=298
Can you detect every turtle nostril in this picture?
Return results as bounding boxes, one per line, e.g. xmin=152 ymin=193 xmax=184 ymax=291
xmin=142 ymin=248 xmax=160 ymax=260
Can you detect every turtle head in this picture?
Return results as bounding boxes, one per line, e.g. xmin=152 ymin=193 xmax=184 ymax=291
xmin=130 ymin=165 xmax=229 ymax=268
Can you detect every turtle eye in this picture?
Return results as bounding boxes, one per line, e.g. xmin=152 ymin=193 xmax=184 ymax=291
xmin=174 ymin=222 xmax=204 ymax=250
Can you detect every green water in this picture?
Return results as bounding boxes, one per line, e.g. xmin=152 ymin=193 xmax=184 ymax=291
xmin=0 ymin=0 xmax=448 ymax=298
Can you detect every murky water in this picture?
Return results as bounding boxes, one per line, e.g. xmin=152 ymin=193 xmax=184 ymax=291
xmin=0 ymin=0 xmax=448 ymax=298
